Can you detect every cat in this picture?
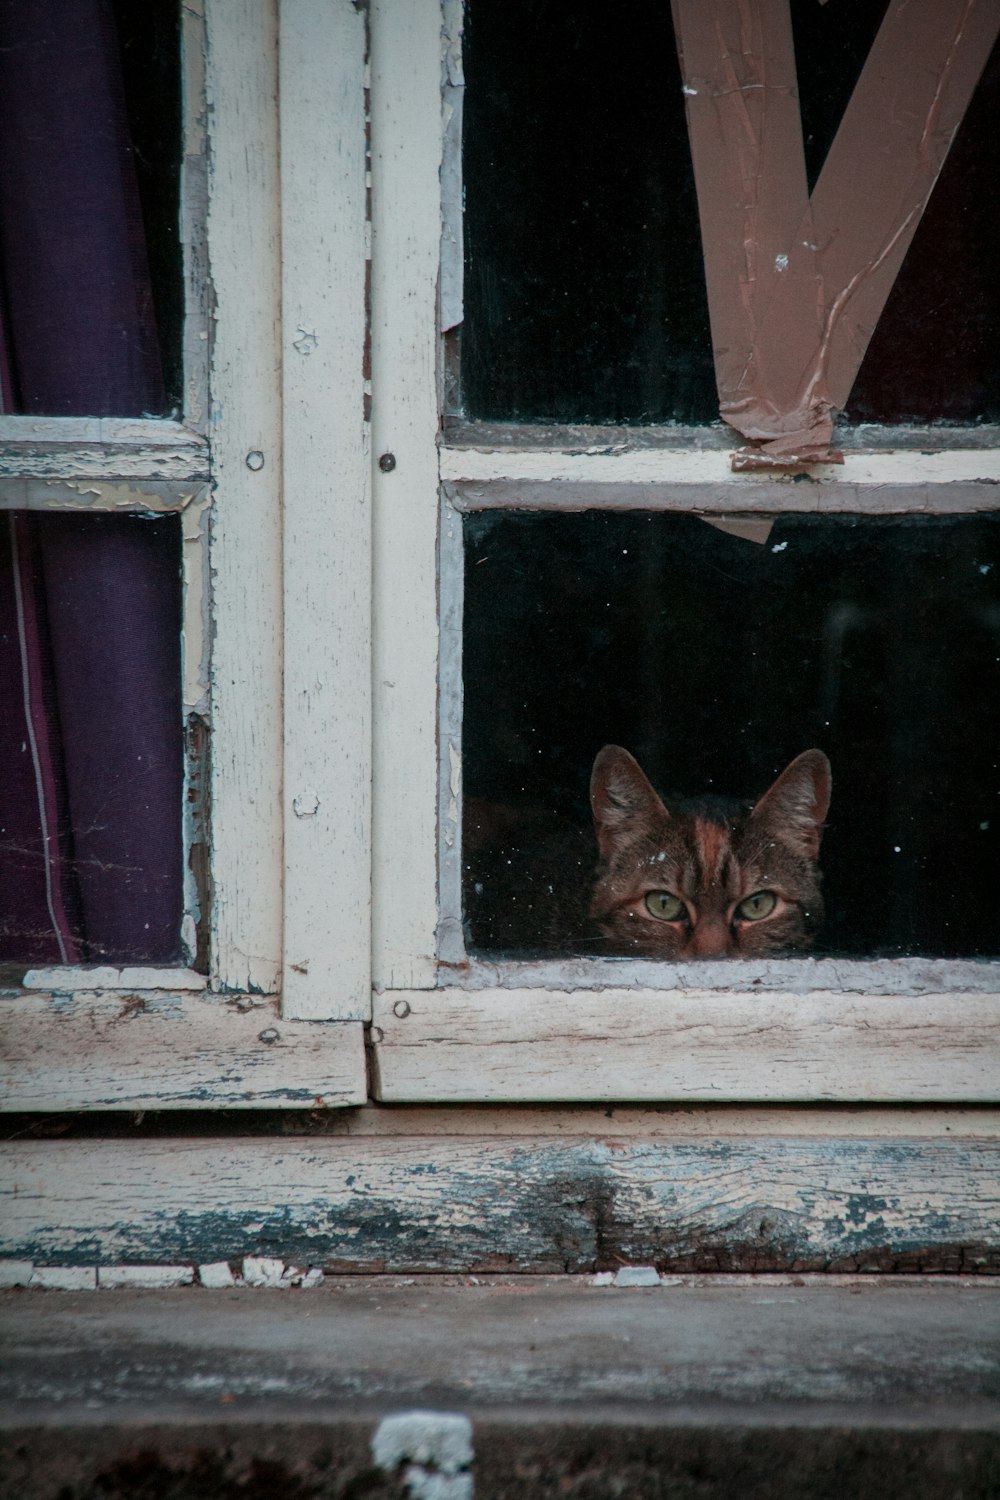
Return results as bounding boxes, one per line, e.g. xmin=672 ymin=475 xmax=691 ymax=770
xmin=588 ymin=745 xmax=831 ymax=959
xmin=464 ymin=746 xmax=831 ymax=958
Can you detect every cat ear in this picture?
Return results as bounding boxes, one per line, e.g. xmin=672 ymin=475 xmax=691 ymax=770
xmin=590 ymin=745 xmax=668 ymax=860
xmin=750 ymin=749 xmax=831 ymax=860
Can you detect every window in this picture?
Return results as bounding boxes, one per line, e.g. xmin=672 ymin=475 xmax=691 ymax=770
xmin=4 ymin=0 xmax=996 ymax=1121
xmin=367 ymin=0 xmax=999 ymax=1103
xmin=3 ymin=0 xmax=368 ymax=1113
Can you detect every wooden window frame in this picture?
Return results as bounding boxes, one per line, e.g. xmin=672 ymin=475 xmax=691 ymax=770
xmin=2 ymin=0 xmax=370 ymax=1112
xmin=367 ymin=0 xmax=1000 ymax=1104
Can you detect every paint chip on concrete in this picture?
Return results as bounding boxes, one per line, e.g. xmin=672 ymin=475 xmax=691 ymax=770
xmin=373 ymin=1410 xmax=474 ymax=1499
xmin=613 ymin=1266 xmax=661 ymax=1288
xmin=242 ymin=1256 xmax=287 ymax=1287
xmin=98 ymin=1266 xmax=195 ymax=1290
xmin=0 ymin=1260 xmax=34 ymax=1288
xmin=198 ymin=1262 xmax=236 ymax=1289
xmin=591 ymin=1271 xmax=615 ymax=1286
xmin=29 ymin=1267 xmax=97 ymax=1291
xmin=300 ymin=1267 xmax=325 ymax=1288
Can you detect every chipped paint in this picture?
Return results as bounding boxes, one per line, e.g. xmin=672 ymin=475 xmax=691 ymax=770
xmin=2 ymin=1136 xmax=996 ymax=1274
xmin=373 ymin=1410 xmax=473 ymax=1500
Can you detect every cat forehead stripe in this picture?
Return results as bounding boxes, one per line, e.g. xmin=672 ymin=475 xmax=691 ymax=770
xmin=693 ymin=816 xmax=732 ymax=885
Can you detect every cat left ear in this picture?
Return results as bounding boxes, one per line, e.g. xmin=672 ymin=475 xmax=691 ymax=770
xmin=750 ymin=750 xmax=831 ymax=861
xmin=590 ymin=745 xmax=668 ymax=860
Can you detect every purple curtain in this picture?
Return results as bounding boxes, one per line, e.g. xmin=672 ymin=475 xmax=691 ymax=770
xmin=0 ymin=0 xmax=183 ymax=964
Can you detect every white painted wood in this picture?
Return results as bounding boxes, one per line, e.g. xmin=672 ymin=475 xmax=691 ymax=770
xmin=0 ymin=418 xmax=209 ymax=480
xmin=3 ymin=1135 xmax=996 ymax=1271
xmin=20 ymin=966 xmax=207 ymax=992
xmin=279 ymin=0 xmax=371 ymax=1022
xmin=0 ymin=992 xmax=366 ymax=1110
xmin=204 ymin=0 xmax=284 ymax=994
xmin=371 ymin=990 xmax=1000 ymax=1103
xmin=29 ymin=1267 xmax=97 ymax=1290
xmin=369 ymin=0 xmax=444 ymax=990
xmin=180 ymin=489 xmax=211 ymax=717
xmin=450 ymin=956 xmax=1000 ymax=996
xmin=447 ymin=478 xmax=999 ymax=514
xmin=440 ymin=446 xmax=1000 ymax=489
xmin=98 ymin=1265 xmax=195 ymax=1289
xmin=180 ymin=0 xmax=211 ymax=432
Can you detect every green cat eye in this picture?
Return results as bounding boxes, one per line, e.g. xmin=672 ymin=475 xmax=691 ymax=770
xmin=644 ymin=890 xmax=686 ymax=922
xmin=736 ymin=890 xmax=777 ymax=922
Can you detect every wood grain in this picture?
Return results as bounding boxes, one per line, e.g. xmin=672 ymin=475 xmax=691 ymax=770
xmin=0 ymin=993 xmax=366 ymax=1111
xmin=279 ymin=0 xmax=372 ymax=1020
xmin=371 ymin=989 xmax=1000 ymax=1104
xmin=369 ymin=0 xmax=444 ymax=990
xmin=204 ymin=0 xmax=284 ymax=993
xmin=2 ymin=1134 xmax=995 ymax=1272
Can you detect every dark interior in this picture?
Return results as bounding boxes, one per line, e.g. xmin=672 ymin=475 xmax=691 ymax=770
xmin=462 ymin=511 xmax=1000 ymax=959
xmin=113 ymin=0 xmax=183 ymax=413
xmin=461 ymin=0 xmax=1000 ymax=427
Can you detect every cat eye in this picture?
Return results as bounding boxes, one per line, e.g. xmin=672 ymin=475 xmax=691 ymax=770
xmin=735 ymin=891 xmax=777 ymax=922
xmin=644 ymin=890 xmax=687 ymax=922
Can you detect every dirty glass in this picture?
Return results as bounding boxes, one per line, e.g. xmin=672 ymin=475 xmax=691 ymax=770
xmin=460 ymin=0 xmax=1000 ymax=427
xmin=0 ymin=0 xmax=182 ymax=417
xmin=0 ymin=511 xmax=185 ymax=968
xmin=462 ymin=511 xmax=1000 ymax=959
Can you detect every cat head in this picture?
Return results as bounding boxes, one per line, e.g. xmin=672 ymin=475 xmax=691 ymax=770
xmin=589 ymin=745 xmax=831 ymax=959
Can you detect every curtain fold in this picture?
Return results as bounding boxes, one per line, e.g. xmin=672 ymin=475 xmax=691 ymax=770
xmin=0 ymin=0 xmax=183 ymax=965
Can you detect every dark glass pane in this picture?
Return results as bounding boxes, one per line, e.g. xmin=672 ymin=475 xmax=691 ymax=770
xmin=463 ymin=511 xmax=1000 ymax=958
xmin=462 ymin=0 xmax=1000 ymax=427
xmin=0 ymin=0 xmax=180 ymax=417
xmin=0 ymin=511 xmax=185 ymax=965
xmin=461 ymin=0 xmax=715 ymax=424
xmin=113 ymin=0 xmax=184 ymax=414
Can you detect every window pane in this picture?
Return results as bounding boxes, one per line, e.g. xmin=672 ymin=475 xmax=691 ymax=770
xmin=0 ymin=0 xmax=181 ymax=417
xmin=461 ymin=0 xmax=1000 ymax=427
xmin=0 ymin=511 xmax=185 ymax=966
xmin=463 ymin=510 xmax=1000 ymax=959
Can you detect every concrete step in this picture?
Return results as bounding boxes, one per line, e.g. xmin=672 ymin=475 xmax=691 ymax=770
xmin=2 ymin=1275 xmax=998 ymax=1498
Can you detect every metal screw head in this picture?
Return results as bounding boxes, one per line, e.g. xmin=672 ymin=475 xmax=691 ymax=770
xmin=258 ymin=1026 xmax=280 ymax=1045
xmin=245 ymin=450 xmax=265 ymax=471
xmin=378 ymin=452 xmax=396 ymax=473
xmin=392 ymin=999 xmax=411 ymax=1019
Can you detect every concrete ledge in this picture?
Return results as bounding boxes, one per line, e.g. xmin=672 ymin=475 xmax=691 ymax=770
xmin=2 ymin=1277 xmax=998 ymax=1498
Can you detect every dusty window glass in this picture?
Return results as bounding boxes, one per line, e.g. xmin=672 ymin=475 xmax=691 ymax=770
xmin=0 ymin=511 xmax=184 ymax=967
xmin=460 ymin=0 xmax=1000 ymax=427
xmin=462 ymin=511 xmax=1000 ymax=960
xmin=0 ymin=0 xmax=182 ymax=417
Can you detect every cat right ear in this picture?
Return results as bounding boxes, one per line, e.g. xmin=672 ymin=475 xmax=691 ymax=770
xmin=750 ymin=749 xmax=832 ymax=861
xmin=590 ymin=745 xmax=668 ymax=860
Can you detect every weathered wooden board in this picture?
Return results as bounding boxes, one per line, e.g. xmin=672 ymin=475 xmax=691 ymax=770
xmin=371 ymin=990 xmax=1000 ymax=1103
xmin=279 ymin=0 xmax=372 ymax=1021
xmin=369 ymin=0 xmax=443 ymax=990
xmin=0 ymin=994 xmax=366 ymax=1110
xmin=0 ymin=418 xmax=210 ymax=481
xmin=440 ymin=446 xmax=1000 ymax=490
xmin=204 ymin=0 xmax=284 ymax=994
xmin=2 ymin=1135 xmax=996 ymax=1272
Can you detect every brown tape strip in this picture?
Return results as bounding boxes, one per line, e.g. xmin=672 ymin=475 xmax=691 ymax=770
xmin=672 ymin=0 xmax=1000 ymax=461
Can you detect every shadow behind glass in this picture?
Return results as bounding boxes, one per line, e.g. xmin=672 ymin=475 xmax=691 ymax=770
xmin=462 ymin=511 xmax=1000 ymax=959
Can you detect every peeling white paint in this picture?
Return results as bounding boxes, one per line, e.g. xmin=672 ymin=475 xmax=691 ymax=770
xmin=614 ymin=1266 xmax=661 ymax=1287
xmin=242 ymin=1255 xmax=286 ymax=1287
xmin=29 ymin=1267 xmax=97 ymax=1291
xmin=373 ymin=1411 xmax=474 ymax=1500
xmin=0 ymin=1260 xmax=33 ymax=1288
xmin=21 ymin=966 xmax=207 ymax=992
xmin=198 ymin=1262 xmax=236 ymax=1288
xmin=98 ymin=1265 xmax=195 ymax=1289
